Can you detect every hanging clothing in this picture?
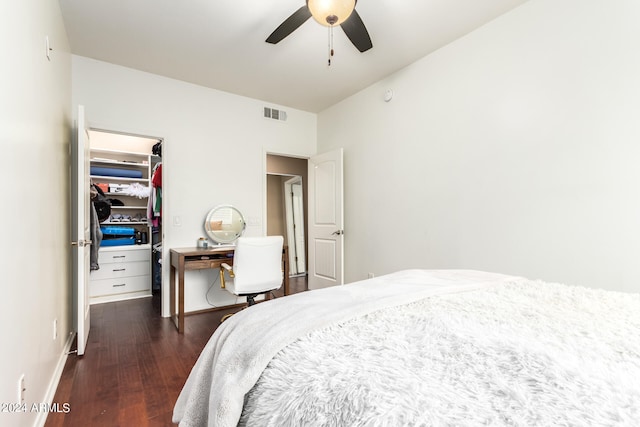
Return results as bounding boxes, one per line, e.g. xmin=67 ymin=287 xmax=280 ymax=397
xmin=152 ymin=163 xmax=162 ymax=188
xmin=90 ymin=201 xmax=103 ymax=270
xmin=89 ymin=179 xmax=106 ymax=270
xmin=148 ymin=163 xmax=162 ymax=227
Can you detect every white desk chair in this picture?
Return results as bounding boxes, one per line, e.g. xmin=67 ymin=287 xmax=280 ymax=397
xmin=219 ymin=236 xmax=284 ymax=321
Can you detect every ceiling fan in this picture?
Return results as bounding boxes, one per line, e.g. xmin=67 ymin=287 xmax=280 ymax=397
xmin=265 ymin=0 xmax=373 ymax=53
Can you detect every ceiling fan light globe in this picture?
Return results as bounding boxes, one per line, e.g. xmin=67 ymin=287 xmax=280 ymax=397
xmin=307 ymin=0 xmax=355 ymax=27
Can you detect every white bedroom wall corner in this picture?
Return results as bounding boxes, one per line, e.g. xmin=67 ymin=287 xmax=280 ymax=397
xmin=33 ymin=332 xmax=75 ymax=427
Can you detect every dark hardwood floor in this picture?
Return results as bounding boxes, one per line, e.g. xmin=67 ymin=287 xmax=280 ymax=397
xmin=45 ymin=276 xmax=307 ymax=427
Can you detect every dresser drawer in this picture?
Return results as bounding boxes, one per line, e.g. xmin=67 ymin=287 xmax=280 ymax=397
xmin=90 ymin=260 xmax=150 ymax=281
xmin=90 ymin=275 xmax=150 ymax=297
xmin=98 ymin=247 xmax=150 ymax=264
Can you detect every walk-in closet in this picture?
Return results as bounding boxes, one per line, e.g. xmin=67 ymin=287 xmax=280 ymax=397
xmin=88 ymin=130 xmax=163 ymax=304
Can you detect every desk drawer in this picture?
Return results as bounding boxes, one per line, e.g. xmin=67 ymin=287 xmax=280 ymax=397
xmin=184 ymin=258 xmax=232 ymax=270
xmin=90 ymin=261 xmax=149 ymax=281
xmin=90 ymin=275 xmax=150 ymax=297
xmin=98 ymin=248 xmax=150 ymax=264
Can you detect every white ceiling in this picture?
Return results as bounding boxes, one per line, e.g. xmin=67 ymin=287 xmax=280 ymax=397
xmin=59 ymin=0 xmax=529 ymax=113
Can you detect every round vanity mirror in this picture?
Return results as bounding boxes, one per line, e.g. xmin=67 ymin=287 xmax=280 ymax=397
xmin=204 ymin=205 xmax=246 ymax=245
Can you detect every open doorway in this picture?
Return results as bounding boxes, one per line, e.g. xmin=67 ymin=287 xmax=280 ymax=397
xmin=87 ymin=129 xmax=163 ymax=303
xmin=266 ymin=154 xmax=308 ymax=278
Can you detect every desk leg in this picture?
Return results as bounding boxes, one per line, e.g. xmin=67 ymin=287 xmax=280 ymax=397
xmin=178 ymin=263 xmax=185 ymax=333
xmin=170 ymin=263 xmax=177 ymax=331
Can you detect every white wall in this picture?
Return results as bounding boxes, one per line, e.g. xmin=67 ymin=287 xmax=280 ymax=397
xmin=72 ymin=56 xmax=317 ymax=315
xmin=0 ymin=1 xmax=72 ymax=426
xmin=318 ymin=0 xmax=640 ymax=293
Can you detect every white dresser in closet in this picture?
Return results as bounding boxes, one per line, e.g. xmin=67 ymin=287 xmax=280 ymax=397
xmin=89 ymin=245 xmax=152 ymax=304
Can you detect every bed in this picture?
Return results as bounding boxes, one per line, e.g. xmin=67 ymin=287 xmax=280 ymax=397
xmin=172 ymin=269 xmax=640 ymax=426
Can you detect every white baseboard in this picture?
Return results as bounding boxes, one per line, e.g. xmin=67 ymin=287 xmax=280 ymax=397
xmin=35 ymin=332 xmax=74 ymax=427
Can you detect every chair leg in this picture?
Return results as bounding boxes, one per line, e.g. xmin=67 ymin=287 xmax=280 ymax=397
xmin=220 ymin=313 xmax=234 ymax=323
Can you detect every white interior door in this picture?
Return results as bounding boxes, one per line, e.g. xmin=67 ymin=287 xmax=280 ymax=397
xmin=308 ymin=148 xmax=344 ymax=289
xmin=72 ymin=105 xmax=91 ymax=356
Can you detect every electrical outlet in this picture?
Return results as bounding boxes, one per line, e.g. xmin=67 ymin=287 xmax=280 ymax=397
xmin=53 ymin=319 xmax=58 ymax=340
xmin=367 ymin=272 xmax=375 ymax=279
xmin=18 ymin=374 xmax=25 ymax=404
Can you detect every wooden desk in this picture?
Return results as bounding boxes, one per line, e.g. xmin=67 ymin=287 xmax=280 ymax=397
xmin=170 ymin=246 xmax=289 ymax=333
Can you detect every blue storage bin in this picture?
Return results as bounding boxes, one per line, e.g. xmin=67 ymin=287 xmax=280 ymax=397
xmin=101 ymin=226 xmax=136 ymax=236
xmin=100 ymin=237 xmax=136 ymax=247
xmin=90 ymin=166 xmax=143 ymax=179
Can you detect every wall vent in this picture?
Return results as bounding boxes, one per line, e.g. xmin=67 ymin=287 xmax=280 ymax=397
xmin=263 ymin=107 xmax=287 ymax=122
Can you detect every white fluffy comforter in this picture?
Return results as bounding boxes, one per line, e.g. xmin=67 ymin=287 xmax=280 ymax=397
xmin=173 ymin=270 xmax=640 ymax=427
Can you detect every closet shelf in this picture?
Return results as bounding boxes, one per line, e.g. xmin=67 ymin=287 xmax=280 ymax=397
xmin=101 ymin=221 xmax=148 ymax=225
xmin=91 ymin=175 xmax=147 ymax=183
xmin=104 ymin=191 xmax=148 ymax=198
xmin=91 ymin=148 xmax=150 ymax=159
xmin=90 ymin=158 xmax=148 ymax=168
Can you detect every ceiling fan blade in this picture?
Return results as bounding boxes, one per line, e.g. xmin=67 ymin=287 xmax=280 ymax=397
xmin=340 ymin=9 xmax=372 ymax=52
xmin=266 ymin=6 xmax=312 ymax=44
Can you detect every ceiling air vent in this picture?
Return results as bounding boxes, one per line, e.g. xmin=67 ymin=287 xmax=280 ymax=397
xmin=263 ymin=107 xmax=287 ymax=122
